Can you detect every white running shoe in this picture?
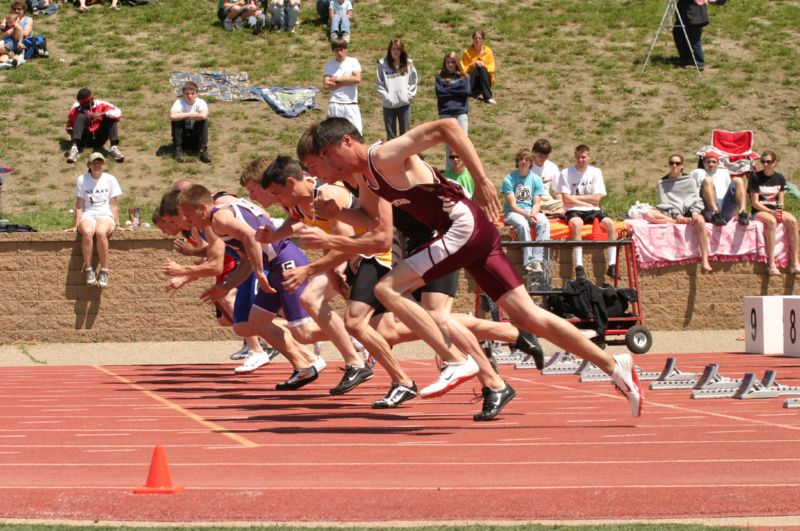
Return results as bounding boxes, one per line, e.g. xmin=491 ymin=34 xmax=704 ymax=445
xmin=313 ymin=341 xmax=324 ymax=357
xmin=611 ymin=353 xmax=643 ymax=417
xmin=419 ymin=355 xmax=479 ymax=399
xmin=234 ymin=351 xmax=271 ymax=374
xmin=312 ymin=355 xmax=327 ymax=373
xmin=229 ymin=342 xmax=253 ymax=361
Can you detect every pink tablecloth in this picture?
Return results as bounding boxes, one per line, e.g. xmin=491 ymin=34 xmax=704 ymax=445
xmin=626 ymin=219 xmax=790 ymax=270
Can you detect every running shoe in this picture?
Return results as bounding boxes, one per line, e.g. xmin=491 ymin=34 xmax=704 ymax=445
xmin=234 ymin=351 xmax=271 ymax=374
xmin=329 ymin=364 xmax=373 ymax=395
xmin=610 ymin=353 xmax=643 ymax=417
xmin=473 ymin=383 xmax=516 ymax=421
xmin=371 ymin=381 xmax=417 ymax=409
xmin=513 ymin=330 xmax=544 ymax=370
xmin=229 ymin=341 xmax=251 ymax=361
xmin=85 ymin=267 xmax=98 ymax=287
xmin=275 ymin=366 xmax=318 ymax=390
xmin=265 ymin=346 xmax=281 ymax=361
xmin=419 ymin=355 xmax=479 ymax=398
xmin=97 ymin=269 xmax=109 ymax=288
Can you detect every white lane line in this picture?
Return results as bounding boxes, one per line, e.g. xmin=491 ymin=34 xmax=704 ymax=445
xmin=75 ymin=434 xmax=131 ymax=438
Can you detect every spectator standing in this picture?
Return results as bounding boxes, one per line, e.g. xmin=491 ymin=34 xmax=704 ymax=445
xmin=65 ymin=88 xmax=125 ymax=164
xmin=501 ymin=149 xmax=550 ymax=273
xmin=435 ymin=51 xmax=470 ymax=170
xmin=460 ymin=29 xmax=496 ymax=104
xmin=748 ymin=150 xmax=800 ymax=275
xmin=376 ymin=38 xmax=418 ymax=140
xmin=531 ymin=138 xmax=564 ymax=215
xmin=170 ymin=81 xmax=211 ymax=164
xmin=323 ymin=38 xmax=362 ymax=134
xmin=673 ymin=0 xmax=724 ymax=70
xmin=443 ymin=152 xmax=474 ymax=199
xmin=555 ymin=144 xmax=618 ymax=279
xmin=643 ymin=154 xmax=712 ymax=272
xmin=328 ymin=0 xmax=352 ymax=42
xmin=65 ymin=152 xmax=123 ymax=289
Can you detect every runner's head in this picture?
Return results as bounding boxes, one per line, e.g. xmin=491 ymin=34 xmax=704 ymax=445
xmin=313 ymin=117 xmax=365 ymax=176
xmin=239 ymin=158 xmax=275 ymax=208
xmin=262 ymin=155 xmax=307 ymax=209
xmin=177 ymin=184 xmax=214 ymax=229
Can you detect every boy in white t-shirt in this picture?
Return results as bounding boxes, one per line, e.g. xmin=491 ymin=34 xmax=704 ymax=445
xmin=170 ymin=81 xmax=211 ymax=164
xmin=690 ymin=150 xmax=747 ymax=226
xmin=323 ymin=38 xmax=362 ymax=133
xmin=555 ymin=144 xmax=618 ymax=279
xmin=65 ymin=152 xmax=123 ymax=288
xmin=531 ymin=138 xmax=563 ymax=215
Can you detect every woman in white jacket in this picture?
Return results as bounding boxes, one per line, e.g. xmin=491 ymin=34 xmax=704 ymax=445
xmin=376 ymin=38 xmax=418 ymax=139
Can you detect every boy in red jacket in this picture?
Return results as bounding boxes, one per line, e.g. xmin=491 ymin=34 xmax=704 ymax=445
xmin=65 ymin=87 xmax=124 ymax=164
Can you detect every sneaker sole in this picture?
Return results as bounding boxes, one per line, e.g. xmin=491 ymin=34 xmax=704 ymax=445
xmin=275 ymin=372 xmax=319 ymax=390
xmin=371 ymin=391 xmax=416 ymax=409
xmin=630 ymin=369 xmax=644 ymax=417
xmin=233 ymin=361 xmax=270 ymax=375
xmin=419 ymin=373 xmax=477 ymax=399
xmin=329 ymin=373 xmax=373 ymax=396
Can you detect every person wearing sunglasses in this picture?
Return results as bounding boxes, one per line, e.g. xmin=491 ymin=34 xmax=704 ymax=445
xmin=748 ymin=150 xmax=800 ymax=275
xmin=643 ymin=154 xmax=712 ymax=272
xmin=443 ymin=153 xmax=474 ymax=199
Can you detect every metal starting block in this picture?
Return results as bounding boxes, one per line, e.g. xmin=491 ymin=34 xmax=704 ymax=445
xmin=734 ymin=370 xmax=800 ymax=400
xmin=541 ymin=351 xmax=583 ymax=374
xmin=784 ymin=398 xmax=800 ymax=409
xmin=514 ymin=354 xmax=540 ymax=369
xmin=649 ymin=357 xmax=702 ymax=390
xmin=580 ymin=364 xmax=663 ymax=383
xmin=481 ymin=340 xmax=525 ymax=365
xmin=690 ymin=364 xmax=744 ymax=399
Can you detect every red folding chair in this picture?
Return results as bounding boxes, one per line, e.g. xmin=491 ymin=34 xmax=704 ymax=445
xmin=697 ymin=129 xmax=760 ymax=177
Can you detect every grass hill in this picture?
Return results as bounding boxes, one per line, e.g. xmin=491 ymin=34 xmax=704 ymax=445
xmin=1 ymin=0 xmax=799 ymax=229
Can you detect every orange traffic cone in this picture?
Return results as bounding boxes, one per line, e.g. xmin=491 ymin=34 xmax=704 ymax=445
xmin=591 ymin=217 xmax=607 ymax=241
xmin=133 ymin=445 xmax=184 ymax=494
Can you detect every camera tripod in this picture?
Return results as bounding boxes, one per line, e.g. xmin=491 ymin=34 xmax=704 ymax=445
xmin=641 ymin=0 xmax=702 ymax=78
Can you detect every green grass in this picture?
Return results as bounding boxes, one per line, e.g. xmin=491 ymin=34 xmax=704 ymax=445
xmin=1 ymin=0 xmax=799 ymax=230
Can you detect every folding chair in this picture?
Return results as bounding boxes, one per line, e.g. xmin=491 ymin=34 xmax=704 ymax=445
xmin=697 ymin=129 xmax=760 ymax=177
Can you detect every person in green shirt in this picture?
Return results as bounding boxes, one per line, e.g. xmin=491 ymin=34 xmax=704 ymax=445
xmin=443 ymin=152 xmax=474 ymax=199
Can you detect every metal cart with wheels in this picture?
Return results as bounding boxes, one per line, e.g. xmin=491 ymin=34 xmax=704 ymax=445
xmin=475 ymin=238 xmax=653 ymax=354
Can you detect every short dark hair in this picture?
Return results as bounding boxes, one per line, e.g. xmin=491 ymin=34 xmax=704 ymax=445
xmin=331 ymin=38 xmax=348 ymax=51
xmin=157 ymin=189 xmax=182 ymax=217
xmin=76 ymin=87 xmax=92 ymax=101
xmin=575 ymin=144 xmax=591 ymax=155
xmin=314 ymin=117 xmax=364 ymax=151
xmin=262 ymin=155 xmax=303 ymax=188
xmin=296 ymin=124 xmax=318 ymax=161
xmin=532 ymin=138 xmax=552 ymax=156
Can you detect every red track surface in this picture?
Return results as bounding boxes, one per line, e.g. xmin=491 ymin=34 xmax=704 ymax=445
xmin=0 ymin=351 xmax=798 ymax=524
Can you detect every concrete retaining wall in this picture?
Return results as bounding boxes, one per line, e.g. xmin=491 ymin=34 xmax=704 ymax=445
xmin=0 ymin=231 xmax=795 ymax=344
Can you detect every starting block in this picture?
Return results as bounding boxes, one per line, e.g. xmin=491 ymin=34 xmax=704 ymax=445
xmin=691 ymin=364 xmax=744 ymax=399
xmin=734 ymin=370 xmax=800 ymax=400
xmin=514 ymin=354 xmax=541 ymax=369
xmin=580 ymin=363 xmax=666 ymax=383
xmin=649 ymin=357 xmax=702 ymax=389
xmin=541 ymin=351 xmax=583 ymax=374
xmin=784 ymin=398 xmax=800 ymax=409
xmin=482 ymin=340 xmax=526 ymax=365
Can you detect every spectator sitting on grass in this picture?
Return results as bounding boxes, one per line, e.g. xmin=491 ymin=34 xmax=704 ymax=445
xmin=460 ymin=29 xmax=496 ymax=105
xmin=501 ymin=148 xmax=550 ymax=274
xmin=217 ymin=0 xmax=257 ymax=31
xmin=0 ymin=9 xmax=24 ymax=66
xmin=328 ymin=0 xmax=352 ymax=42
xmin=65 ymin=88 xmax=125 ymax=164
xmin=170 ymin=81 xmax=211 ymax=164
xmin=76 ymin=0 xmax=119 ymax=12
xmin=642 ymin=153 xmax=712 ymax=272
xmin=64 ymin=152 xmax=123 ymax=289
xmin=269 ymin=0 xmax=300 ymax=32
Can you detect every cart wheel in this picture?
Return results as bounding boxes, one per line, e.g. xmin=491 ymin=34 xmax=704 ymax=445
xmin=625 ymin=325 xmax=652 ymax=354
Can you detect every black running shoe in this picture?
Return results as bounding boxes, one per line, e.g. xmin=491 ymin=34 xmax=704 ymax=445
xmin=329 ymin=364 xmax=373 ymax=395
xmin=275 ymin=366 xmax=318 ymax=390
xmin=738 ymin=210 xmax=750 ymax=226
xmin=371 ymin=381 xmax=417 ymax=409
xmin=473 ymin=383 xmax=516 ymax=421
xmin=712 ymin=211 xmax=727 ymax=227
xmin=606 ymin=264 xmax=617 ymax=279
xmin=514 ymin=330 xmax=544 ymax=370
